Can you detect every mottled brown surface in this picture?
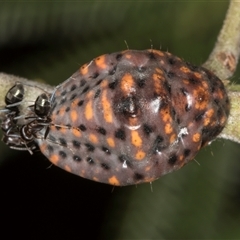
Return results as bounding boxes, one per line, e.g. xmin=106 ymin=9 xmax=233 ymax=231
xmin=34 ymin=49 xmax=230 ymax=185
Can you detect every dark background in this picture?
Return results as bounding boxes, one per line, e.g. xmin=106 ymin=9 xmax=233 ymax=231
xmin=1 ymin=1 xmax=240 ymax=239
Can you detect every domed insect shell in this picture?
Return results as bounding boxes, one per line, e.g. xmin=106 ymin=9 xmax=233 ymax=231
xmin=34 ymin=49 xmax=230 ymax=186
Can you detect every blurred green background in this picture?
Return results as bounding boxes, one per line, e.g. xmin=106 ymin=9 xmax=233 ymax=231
xmin=1 ymin=1 xmax=240 ymax=239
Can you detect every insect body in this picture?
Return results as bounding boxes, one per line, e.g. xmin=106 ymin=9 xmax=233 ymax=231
xmin=33 ymin=49 xmax=230 ymax=186
xmin=1 ymin=84 xmax=52 ymax=153
xmin=0 ymin=83 xmax=31 ymax=150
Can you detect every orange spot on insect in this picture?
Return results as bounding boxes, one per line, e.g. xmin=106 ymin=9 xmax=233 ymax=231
xmin=70 ymin=109 xmax=78 ymax=122
xmin=51 ymin=114 xmax=56 ymax=122
xmin=85 ymin=99 xmax=93 ymax=120
xmin=86 ymin=90 xmax=94 ymax=99
xmin=204 ymin=108 xmax=214 ymax=126
xmin=170 ymin=133 xmax=177 ymax=143
xmin=107 ymin=137 xmax=115 ymax=148
xmin=131 ymin=130 xmax=142 ymax=147
xmin=153 ymin=73 xmax=162 ymax=94
xmin=108 ymin=176 xmax=120 ymax=186
xmin=156 ymin=68 xmax=164 ymax=75
xmin=101 ymin=90 xmax=113 ymax=123
xmin=80 ymin=64 xmax=89 ymax=75
xmin=93 ymin=177 xmax=99 ymax=182
xmin=128 ymin=117 xmax=139 ymax=126
xmin=143 ymin=177 xmax=156 ymax=183
xmin=180 ymin=66 xmax=190 ymax=73
xmin=165 ymin=123 xmax=173 ymax=134
xmin=100 ymin=79 xmax=108 ymax=88
xmin=183 ymin=79 xmax=190 ymax=85
xmin=59 ymin=107 xmax=65 ymax=117
xmin=145 ymin=165 xmax=152 ymax=172
xmin=135 ymin=150 xmax=146 ymax=160
xmin=49 ymin=154 xmax=59 ymax=165
xmin=89 ymin=134 xmax=98 ymax=144
xmin=149 ymin=49 xmax=164 ymax=56
xmin=120 ymin=73 xmax=135 ymax=95
xmin=193 ymin=133 xmax=201 ymax=142
xmin=95 ymin=55 xmax=107 ymax=70
xmin=64 ymin=165 xmax=71 ymax=173
xmin=161 ymin=109 xmax=172 ymax=123
xmin=71 ymin=98 xmax=79 ymax=108
xmin=72 ymin=128 xmax=81 ymax=137
xmin=194 ymin=72 xmax=202 ymax=79
xmin=60 ymin=127 xmax=67 ymax=134
xmin=39 ymin=143 xmax=47 ymax=153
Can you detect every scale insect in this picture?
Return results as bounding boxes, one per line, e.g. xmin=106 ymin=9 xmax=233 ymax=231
xmin=1 ymin=49 xmax=230 ymax=186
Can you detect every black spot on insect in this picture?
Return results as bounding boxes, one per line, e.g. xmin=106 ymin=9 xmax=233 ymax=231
xmin=79 ymin=124 xmax=87 ymax=131
xmin=172 ymin=108 xmax=176 ymax=118
xmin=184 ymin=149 xmax=191 ymax=157
xmin=60 ymin=98 xmax=66 ymax=105
xmin=92 ymin=72 xmax=99 ymax=79
xmin=168 ymin=155 xmax=177 ymax=165
xmin=97 ymin=127 xmax=106 ymax=135
xmin=87 ymin=157 xmax=94 ymax=164
xmin=143 ymin=124 xmax=153 ymax=135
xmin=82 ymin=86 xmax=89 ymax=94
xmin=80 ymin=79 xmax=86 ymax=87
xmin=101 ymin=163 xmax=110 ymax=170
xmin=189 ymin=77 xmax=198 ymax=84
xmin=166 ymin=71 xmax=175 ymax=79
xmin=109 ymin=80 xmax=118 ymax=90
xmin=195 ymin=112 xmax=205 ymax=122
xmin=70 ymin=84 xmax=77 ymax=91
xmin=70 ymin=93 xmax=77 ymax=101
xmin=148 ymin=51 xmax=156 ymax=60
xmin=214 ymin=98 xmax=220 ymax=105
xmin=65 ymin=107 xmax=70 ymax=112
xmin=47 ymin=145 xmax=54 ymax=153
xmin=59 ymin=151 xmax=67 ymax=159
xmin=120 ymin=96 xmax=139 ymax=117
xmin=85 ymin=143 xmax=95 ymax=152
xmin=118 ymin=155 xmax=132 ymax=168
xmin=65 ymin=124 xmax=71 ymax=128
xmin=186 ymin=62 xmax=199 ymax=72
xmin=72 ymin=140 xmax=81 ymax=149
xmin=134 ymin=173 xmax=144 ymax=180
xmin=73 ymin=155 xmax=82 ymax=162
xmin=152 ymin=135 xmax=166 ymax=153
xmin=109 ymin=67 xmax=116 ymax=75
xmin=55 ymin=126 xmax=61 ymax=131
xmin=48 ymin=134 xmax=56 ymax=142
xmin=59 ymin=138 xmax=67 ymax=147
xmin=138 ymin=66 xmax=147 ymax=72
xmin=94 ymin=89 xmax=101 ymax=99
xmin=168 ymin=57 xmax=176 ymax=65
xmin=116 ymin=53 xmax=122 ymax=61
xmin=78 ymin=100 xmax=84 ymax=107
xmin=185 ymin=104 xmax=191 ymax=112
xmin=217 ymin=109 xmax=224 ymax=118
xmin=137 ymin=78 xmax=146 ymax=88
xmin=95 ymin=79 xmax=103 ymax=86
xmin=102 ymin=146 xmax=111 ymax=155
xmin=115 ymin=129 xmax=126 ymax=140
xmin=181 ymin=88 xmax=188 ymax=96
xmin=61 ymin=90 xmax=67 ymax=96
